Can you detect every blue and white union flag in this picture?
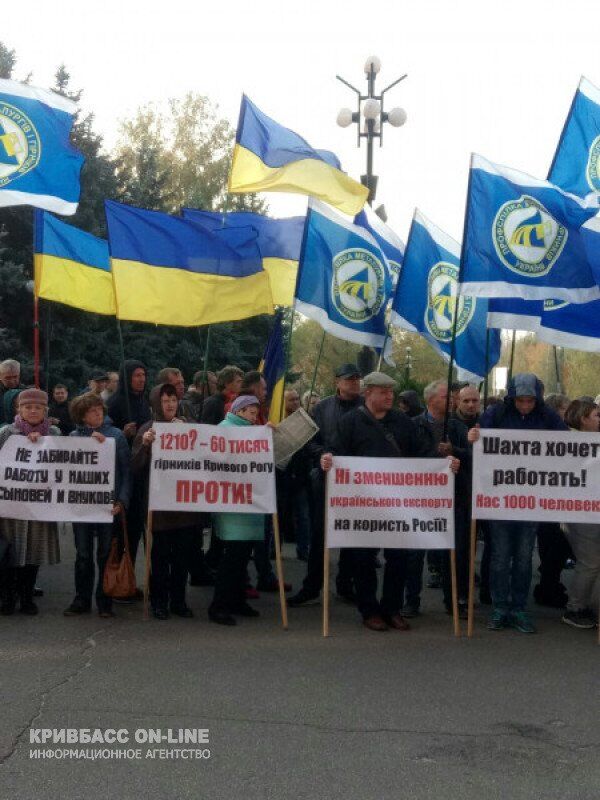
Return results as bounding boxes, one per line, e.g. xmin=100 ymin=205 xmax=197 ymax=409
xmin=391 ymin=210 xmax=500 ymax=383
xmin=295 ymin=199 xmax=393 ymax=348
xmin=549 ymin=76 xmax=600 ymax=198
xmin=0 ymin=78 xmax=83 ymax=215
xmin=460 ymin=154 xmax=600 ymax=303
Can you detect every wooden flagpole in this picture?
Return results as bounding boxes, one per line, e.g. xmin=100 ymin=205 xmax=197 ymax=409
xmin=450 ymin=549 xmax=461 ymax=637
xmin=467 ymin=518 xmax=477 ymax=638
xmin=143 ymin=510 xmax=153 ymax=620
xmin=323 ymin=487 xmax=330 ymax=638
xmin=272 ymin=513 xmax=288 ymax=630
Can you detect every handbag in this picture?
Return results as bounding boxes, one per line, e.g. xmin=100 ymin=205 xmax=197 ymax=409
xmin=103 ymin=510 xmax=137 ymax=598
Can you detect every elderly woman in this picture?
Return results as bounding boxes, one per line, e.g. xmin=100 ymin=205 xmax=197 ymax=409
xmin=209 ymin=394 xmax=266 ymax=626
xmin=561 ymin=399 xmax=600 ymax=630
xmin=0 ymin=389 xmax=61 ymax=615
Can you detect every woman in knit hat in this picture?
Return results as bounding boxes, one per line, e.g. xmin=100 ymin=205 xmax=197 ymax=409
xmin=0 ymin=389 xmax=61 ymax=615
xmin=208 ymin=394 xmax=266 ymax=626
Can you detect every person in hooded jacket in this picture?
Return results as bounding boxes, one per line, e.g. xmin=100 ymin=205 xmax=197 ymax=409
xmin=107 ymin=360 xmax=151 ymax=573
xmin=469 ymin=373 xmax=567 ymax=634
xmin=131 ymin=383 xmax=201 ymax=619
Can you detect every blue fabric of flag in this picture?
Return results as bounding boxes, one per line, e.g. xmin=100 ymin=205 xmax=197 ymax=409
xmin=460 ymin=155 xmax=600 ymax=303
xmin=549 ymin=77 xmax=600 ymax=198
xmin=487 ymin=297 xmax=542 ymax=332
xmin=354 ymin=205 xmax=404 ymax=288
xmin=237 ymin=96 xmax=341 ymax=169
xmin=294 ymin=200 xmax=392 ymax=348
xmin=106 ymin=201 xmax=263 ymax=276
xmin=181 ymin=209 xmax=304 ymax=261
xmin=391 ymin=210 xmax=500 ymax=382
xmin=0 ymin=78 xmax=83 ymax=215
xmin=35 ymin=210 xmax=109 ymax=271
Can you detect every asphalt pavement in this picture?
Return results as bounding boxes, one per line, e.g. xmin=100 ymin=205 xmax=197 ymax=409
xmin=0 ymin=529 xmax=598 ymax=800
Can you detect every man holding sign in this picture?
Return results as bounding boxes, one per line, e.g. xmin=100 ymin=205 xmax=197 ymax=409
xmin=469 ymin=373 xmax=567 ymax=634
xmin=321 ymin=372 xmax=459 ymax=632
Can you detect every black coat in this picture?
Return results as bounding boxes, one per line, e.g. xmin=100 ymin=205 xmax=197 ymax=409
xmin=106 ymin=360 xmax=151 ymax=432
xmin=307 ymin=393 xmax=363 ymax=463
xmin=200 ymin=392 xmax=226 ymax=425
xmin=335 ymin=406 xmax=420 ymax=459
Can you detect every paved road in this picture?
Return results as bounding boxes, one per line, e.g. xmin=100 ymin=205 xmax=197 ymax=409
xmin=1 ymin=531 xmax=598 ymax=800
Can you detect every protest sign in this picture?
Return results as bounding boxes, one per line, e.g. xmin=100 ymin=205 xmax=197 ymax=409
xmin=0 ymin=435 xmax=115 ymax=523
xmin=326 ymin=456 xmax=455 ymax=549
xmin=472 ymin=429 xmax=600 ymax=523
xmin=148 ymin=423 xmax=276 ymax=514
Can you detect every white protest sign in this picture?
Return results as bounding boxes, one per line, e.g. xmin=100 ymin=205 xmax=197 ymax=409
xmin=149 ymin=423 xmax=276 ymax=514
xmin=326 ymin=456 xmax=455 ymax=549
xmin=0 ymin=435 xmax=115 ymax=522
xmin=472 ymin=429 xmax=600 ymax=523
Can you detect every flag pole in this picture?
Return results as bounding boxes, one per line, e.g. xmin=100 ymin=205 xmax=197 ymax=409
xmin=33 ymin=296 xmax=40 ymax=390
xmin=553 ymin=345 xmax=562 ymax=393
xmin=305 ymin=329 xmax=326 ymax=410
xmin=116 ymin=319 xmax=131 ymax=422
xmin=483 ymin=326 xmax=491 ymax=406
xmin=43 ymin=302 xmax=51 ymax=393
xmin=507 ymin=329 xmax=517 ymax=384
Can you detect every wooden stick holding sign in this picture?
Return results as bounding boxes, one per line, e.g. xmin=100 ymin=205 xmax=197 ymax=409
xmin=143 ymin=510 xmax=153 ymax=620
xmin=450 ymin=549 xmax=461 ymax=637
xmin=272 ymin=513 xmax=288 ymax=630
xmin=323 ymin=489 xmax=330 ymax=638
xmin=467 ymin=518 xmax=478 ymax=638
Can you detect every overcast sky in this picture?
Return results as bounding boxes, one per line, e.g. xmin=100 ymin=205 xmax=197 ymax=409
xmin=4 ymin=0 xmax=599 ymax=242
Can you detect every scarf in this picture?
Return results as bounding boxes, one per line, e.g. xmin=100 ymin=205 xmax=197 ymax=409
xmin=13 ymin=414 xmax=51 ymax=436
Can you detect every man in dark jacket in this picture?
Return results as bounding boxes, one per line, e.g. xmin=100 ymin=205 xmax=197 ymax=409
xmin=413 ymin=380 xmax=470 ymax=618
xmin=469 ymin=373 xmax=568 ymax=634
xmin=201 ymin=366 xmax=243 ymax=425
xmin=0 ymin=359 xmax=22 ymax=425
xmin=321 ymin=372 xmax=459 ymax=632
xmin=288 ymin=363 xmax=362 ymax=607
xmin=48 ymin=384 xmax=75 ymax=435
xmin=180 ymin=370 xmax=217 ymax=422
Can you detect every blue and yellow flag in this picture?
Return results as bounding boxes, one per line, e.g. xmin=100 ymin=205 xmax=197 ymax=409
xmin=34 ymin=211 xmax=115 ymax=316
xmin=260 ymin=312 xmax=286 ymax=424
xmin=0 ymin=78 xmax=83 ymax=215
xmin=182 ymin=209 xmax=304 ymax=306
xmin=105 ymin=201 xmax=273 ymax=326
xmin=228 ymin=96 xmax=368 ymax=215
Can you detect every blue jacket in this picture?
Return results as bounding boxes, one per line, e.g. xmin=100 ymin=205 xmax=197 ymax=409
xmin=479 ymin=373 xmax=567 ymax=432
xmin=70 ymin=421 xmax=132 ymax=508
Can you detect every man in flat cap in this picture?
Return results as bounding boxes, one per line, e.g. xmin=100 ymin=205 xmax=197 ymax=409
xmin=289 ymin=363 xmax=363 ymax=607
xmin=321 ymin=371 xmax=459 ymax=632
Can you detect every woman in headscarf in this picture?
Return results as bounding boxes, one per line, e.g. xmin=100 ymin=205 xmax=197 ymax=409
xmin=131 ymin=383 xmax=201 ymax=620
xmin=0 ymin=389 xmax=60 ymax=615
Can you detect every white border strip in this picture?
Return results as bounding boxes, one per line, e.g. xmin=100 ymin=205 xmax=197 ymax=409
xmin=579 ymin=76 xmax=600 ymax=107
xmin=471 ymin=153 xmax=600 ymax=210
xmin=413 ymin=209 xmax=461 ymax=259
xmin=362 ymin=205 xmax=405 ymax=254
xmin=295 ymin=299 xmax=385 ymax=348
xmin=0 ymin=190 xmax=77 ymax=215
xmin=487 ymin=312 xmax=540 ymax=332
xmin=537 ymin=324 xmax=600 ymax=352
xmin=460 ymin=280 xmax=600 ymax=304
xmin=0 ymin=77 xmax=77 ymax=114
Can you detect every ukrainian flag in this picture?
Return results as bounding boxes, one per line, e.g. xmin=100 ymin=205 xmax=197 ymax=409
xmin=182 ymin=209 xmax=304 ymax=306
xmin=34 ymin=210 xmax=115 ymax=315
xmin=105 ymin=201 xmax=274 ymax=326
xmin=260 ymin=312 xmax=286 ymax=424
xmin=228 ymin=96 xmax=368 ymax=216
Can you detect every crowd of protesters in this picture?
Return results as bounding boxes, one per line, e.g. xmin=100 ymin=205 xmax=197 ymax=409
xmin=0 ymin=355 xmax=598 ymax=635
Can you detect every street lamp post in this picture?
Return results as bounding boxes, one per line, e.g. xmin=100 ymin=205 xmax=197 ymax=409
xmin=404 ymin=345 xmax=413 ymax=383
xmin=336 ymin=57 xmax=407 ymax=370
xmin=336 ymin=56 xmax=407 ymax=208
